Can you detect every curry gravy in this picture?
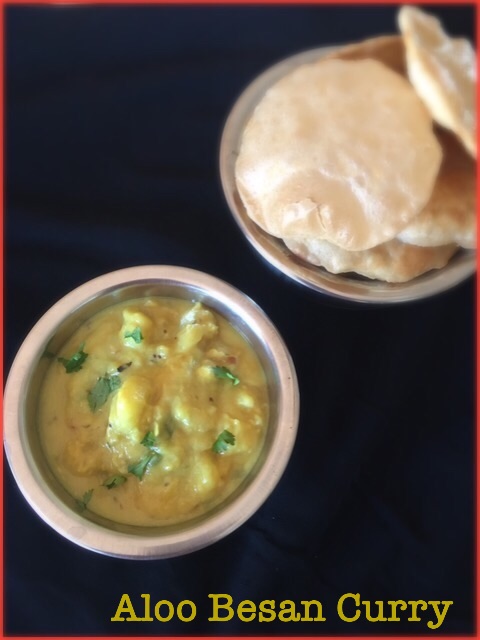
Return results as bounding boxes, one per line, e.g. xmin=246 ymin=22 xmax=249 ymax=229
xmin=38 ymin=297 xmax=269 ymax=526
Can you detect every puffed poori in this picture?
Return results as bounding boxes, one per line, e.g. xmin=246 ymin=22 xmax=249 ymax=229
xmin=399 ymin=6 xmax=477 ymax=158
xmin=234 ymin=6 xmax=476 ymax=283
xmin=324 ymin=34 xmax=406 ymax=76
xmin=236 ymin=58 xmax=442 ymax=252
xmin=284 ymin=237 xmax=457 ymax=283
xmin=398 ymin=129 xmax=476 ymax=249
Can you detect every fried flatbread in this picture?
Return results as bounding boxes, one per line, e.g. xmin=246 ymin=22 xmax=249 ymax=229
xmin=398 ymin=6 xmax=477 ymax=158
xmin=284 ymin=236 xmax=458 ymax=283
xmin=398 ymin=129 xmax=476 ymax=249
xmin=236 ymin=58 xmax=442 ymax=251
xmin=325 ymin=34 xmax=406 ymax=76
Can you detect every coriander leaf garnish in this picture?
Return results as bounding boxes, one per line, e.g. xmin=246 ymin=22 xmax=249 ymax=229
xmin=212 ymin=366 xmax=240 ymax=386
xmin=124 ymin=327 xmax=143 ymax=344
xmin=128 ymin=451 xmax=161 ymax=480
xmin=58 ymin=343 xmax=88 ymax=373
xmin=127 ymin=432 xmax=162 ymax=480
xmin=75 ymin=488 xmax=93 ymax=512
xmin=102 ymin=475 xmax=127 ymax=490
xmin=212 ymin=429 xmax=236 ymax=454
xmin=88 ymin=374 xmax=122 ymax=412
xmin=140 ymin=430 xmax=162 ymax=454
xmin=141 ymin=431 xmax=156 ymax=449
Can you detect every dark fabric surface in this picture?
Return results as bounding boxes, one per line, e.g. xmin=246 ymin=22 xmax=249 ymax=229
xmin=5 ymin=4 xmax=475 ymax=636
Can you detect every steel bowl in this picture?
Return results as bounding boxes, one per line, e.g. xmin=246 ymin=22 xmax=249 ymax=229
xmin=4 ymin=266 xmax=299 ymax=559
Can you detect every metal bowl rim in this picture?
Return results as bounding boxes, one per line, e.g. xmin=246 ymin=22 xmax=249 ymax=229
xmin=4 ymin=265 xmax=299 ymax=559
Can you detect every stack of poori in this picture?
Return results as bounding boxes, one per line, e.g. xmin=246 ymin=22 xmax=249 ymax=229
xmin=235 ymin=7 xmax=476 ymax=283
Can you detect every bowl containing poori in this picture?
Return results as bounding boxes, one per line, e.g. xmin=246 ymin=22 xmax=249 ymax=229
xmin=219 ymin=7 xmax=476 ymax=304
xmin=4 ymin=266 xmax=299 ymax=559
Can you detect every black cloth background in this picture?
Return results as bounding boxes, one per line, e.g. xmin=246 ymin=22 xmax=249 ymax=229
xmin=5 ymin=4 xmax=475 ymax=636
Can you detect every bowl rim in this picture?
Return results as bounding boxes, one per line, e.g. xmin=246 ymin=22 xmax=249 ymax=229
xmin=4 ymin=265 xmax=299 ymax=559
xmin=219 ymin=44 xmax=476 ymax=304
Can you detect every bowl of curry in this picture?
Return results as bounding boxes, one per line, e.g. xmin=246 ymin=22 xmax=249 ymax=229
xmin=4 ymin=266 xmax=299 ymax=559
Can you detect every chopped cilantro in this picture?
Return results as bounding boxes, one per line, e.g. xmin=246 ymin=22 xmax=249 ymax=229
xmin=212 ymin=365 xmax=240 ymax=386
xmin=58 ymin=343 xmax=88 ymax=373
xmin=140 ymin=430 xmax=163 ymax=455
xmin=87 ymin=374 xmax=122 ymax=412
xmin=141 ymin=431 xmax=156 ymax=449
xmin=75 ymin=488 xmax=93 ymax=512
xmin=102 ymin=475 xmax=127 ymax=490
xmin=124 ymin=327 xmax=143 ymax=344
xmin=128 ymin=451 xmax=161 ymax=480
xmin=212 ymin=429 xmax=236 ymax=454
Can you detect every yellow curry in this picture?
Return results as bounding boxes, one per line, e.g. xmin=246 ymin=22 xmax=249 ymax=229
xmin=39 ymin=297 xmax=269 ymax=526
